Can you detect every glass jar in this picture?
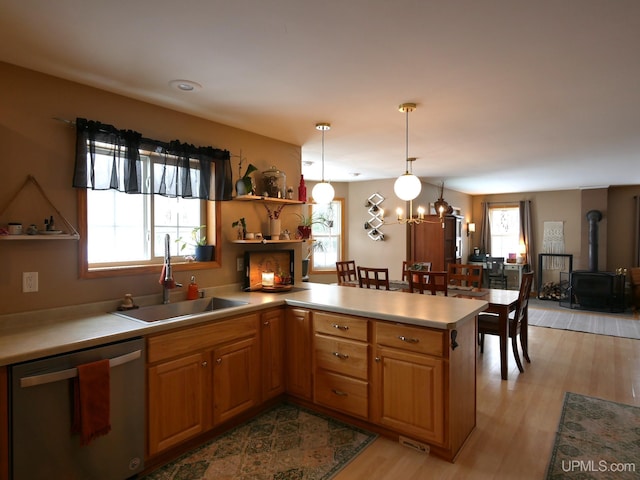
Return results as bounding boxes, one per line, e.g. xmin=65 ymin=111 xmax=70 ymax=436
xmin=262 ymin=166 xmax=286 ymax=199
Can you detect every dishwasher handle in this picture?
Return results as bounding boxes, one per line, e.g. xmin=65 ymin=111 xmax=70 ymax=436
xmin=19 ymin=349 xmax=142 ymax=388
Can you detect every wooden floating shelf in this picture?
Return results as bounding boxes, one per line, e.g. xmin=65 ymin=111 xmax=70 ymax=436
xmin=231 ymin=239 xmax=306 ymax=244
xmin=0 ymin=233 xmax=80 ymax=241
xmin=233 ymin=195 xmax=304 ymax=205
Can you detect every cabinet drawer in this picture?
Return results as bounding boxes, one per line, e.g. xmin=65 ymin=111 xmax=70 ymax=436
xmin=313 ymin=311 xmax=368 ymax=341
xmin=314 ymin=334 xmax=368 ymax=380
xmin=375 ymin=322 xmax=445 ymax=357
xmin=148 ymin=314 xmax=258 ymax=363
xmin=314 ymin=371 xmax=368 ymax=419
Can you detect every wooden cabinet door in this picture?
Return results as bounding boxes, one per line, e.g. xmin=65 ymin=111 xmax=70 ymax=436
xmin=285 ymin=308 xmax=312 ymax=399
xmin=261 ymin=308 xmax=286 ymax=401
xmin=147 ymin=352 xmax=209 ymax=456
xmin=372 ymin=346 xmax=445 ymax=445
xmin=212 ymin=335 xmax=260 ymax=425
xmin=411 ymin=215 xmax=445 ymax=270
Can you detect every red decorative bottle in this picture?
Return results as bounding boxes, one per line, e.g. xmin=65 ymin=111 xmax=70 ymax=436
xmin=298 ymin=175 xmax=307 ymax=202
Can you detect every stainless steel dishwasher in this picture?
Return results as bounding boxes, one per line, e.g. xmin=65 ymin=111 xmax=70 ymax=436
xmin=10 ymin=337 xmax=145 ymax=480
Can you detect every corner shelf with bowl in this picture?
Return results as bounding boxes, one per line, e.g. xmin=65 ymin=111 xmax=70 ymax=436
xmin=0 ymin=175 xmax=80 ymax=242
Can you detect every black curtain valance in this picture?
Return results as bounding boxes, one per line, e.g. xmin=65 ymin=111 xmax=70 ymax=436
xmin=73 ymin=118 xmax=233 ymax=200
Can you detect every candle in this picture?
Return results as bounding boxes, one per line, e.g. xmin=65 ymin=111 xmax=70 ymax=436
xmin=396 ymin=207 xmax=403 ymax=221
xmin=417 ymin=206 xmax=425 ymax=219
xmin=262 ymin=271 xmax=275 ymax=287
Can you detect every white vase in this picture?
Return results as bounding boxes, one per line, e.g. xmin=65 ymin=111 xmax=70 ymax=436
xmin=269 ymin=218 xmax=281 ymax=238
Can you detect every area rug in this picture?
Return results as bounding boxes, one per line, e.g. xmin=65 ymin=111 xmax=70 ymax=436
xmin=142 ymin=403 xmax=377 ymax=480
xmin=528 ymin=306 xmax=640 ymax=340
xmin=546 ymin=392 xmax=640 ymax=479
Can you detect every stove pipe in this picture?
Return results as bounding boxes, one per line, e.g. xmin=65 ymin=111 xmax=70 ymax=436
xmin=586 ymin=210 xmax=602 ymax=272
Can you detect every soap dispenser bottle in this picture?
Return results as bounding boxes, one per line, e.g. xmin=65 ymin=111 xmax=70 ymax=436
xmin=187 ymin=275 xmax=199 ymax=300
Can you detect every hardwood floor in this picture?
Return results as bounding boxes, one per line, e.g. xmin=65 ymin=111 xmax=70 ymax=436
xmin=335 ymin=325 xmax=640 ymax=479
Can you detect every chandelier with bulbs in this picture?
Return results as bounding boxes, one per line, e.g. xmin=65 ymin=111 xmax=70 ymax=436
xmin=393 ymin=103 xmax=428 ymax=225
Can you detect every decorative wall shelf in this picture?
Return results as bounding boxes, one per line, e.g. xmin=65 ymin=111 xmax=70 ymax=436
xmin=0 ymin=175 xmax=80 ymax=241
xmin=0 ymin=233 xmax=79 ymax=241
xmin=232 ymin=239 xmax=305 ymax=244
xmin=233 ymin=195 xmax=304 ymax=205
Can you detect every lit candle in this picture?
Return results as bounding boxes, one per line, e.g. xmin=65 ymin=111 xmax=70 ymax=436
xmin=417 ymin=206 xmax=425 ymax=219
xmin=379 ymin=208 xmax=384 ymax=219
xmin=396 ymin=207 xmax=403 ymax=221
xmin=262 ymin=271 xmax=275 ymax=287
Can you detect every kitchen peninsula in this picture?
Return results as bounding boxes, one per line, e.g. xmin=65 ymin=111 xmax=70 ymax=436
xmin=0 ymin=283 xmax=486 ymax=478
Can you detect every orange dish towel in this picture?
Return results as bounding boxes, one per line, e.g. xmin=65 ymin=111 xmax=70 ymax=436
xmin=71 ymin=358 xmax=111 ymax=445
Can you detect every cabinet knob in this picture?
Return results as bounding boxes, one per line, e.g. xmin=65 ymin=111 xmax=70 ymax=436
xmin=332 ymin=389 xmax=348 ymax=397
xmin=216 ymin=358 xmax=222 ymax=365
xmin=263 ymin=321 xmax=270 ymax=326
xmin=201 ymin=361 xmax=208 ymax=367
xmin=375 ymin=357 xmax=381 ymax=362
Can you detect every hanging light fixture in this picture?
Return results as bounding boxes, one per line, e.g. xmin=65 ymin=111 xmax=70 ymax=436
xmin=393 ymin=103 xmax=427 ymax=225
xmin=394 ymin=103 xmax=422 ymax=201
xmin=311 ymin=122 xmax=335 ymax=204
xmin=434 ymin=181 xmax=453 ymax=220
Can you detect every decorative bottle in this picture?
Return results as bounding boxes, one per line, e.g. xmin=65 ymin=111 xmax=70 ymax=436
xmin=187 ymin=275 xmax=199 ymax=300
xmin=298 ymin=175 xmax=307 ymax=202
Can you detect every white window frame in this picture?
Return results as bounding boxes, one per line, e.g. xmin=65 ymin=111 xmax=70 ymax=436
xmin=309 ymin=199 xmax=345 ymax=273
xmin=489 ymin=206 xmax=520 ymax=260
xmin=78 ymin=149 xmax=220 ymax=278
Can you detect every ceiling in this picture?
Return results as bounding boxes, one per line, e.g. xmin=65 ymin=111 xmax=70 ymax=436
xmin=1 ymin=0 xmax=639 ymax=195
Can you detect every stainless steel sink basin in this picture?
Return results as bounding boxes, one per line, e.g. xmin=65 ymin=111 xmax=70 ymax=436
xmin=111 ymin=297 xmax=248 ymax=323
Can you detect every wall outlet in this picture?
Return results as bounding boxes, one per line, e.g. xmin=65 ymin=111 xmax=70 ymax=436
xmin=23 ymin=272 xmax=39 ymax=293
xmin=237 ymin=257 xmax=244 ymax=272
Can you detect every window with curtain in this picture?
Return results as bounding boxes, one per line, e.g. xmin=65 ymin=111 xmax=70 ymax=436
xmin=489 ymin=206 xmax=521 ymax=260
xmin=309 ymin=199 xmax=344 ymax=273
xmin=73 ymin=118 xmax=232 ymax=276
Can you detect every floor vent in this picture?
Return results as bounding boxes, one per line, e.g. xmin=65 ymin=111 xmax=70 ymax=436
xmin=399 ymin=435 xmax=430 ymax=454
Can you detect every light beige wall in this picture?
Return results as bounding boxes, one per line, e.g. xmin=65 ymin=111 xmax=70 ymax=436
xmin=0 ymin=62 xmax=302 ymax=314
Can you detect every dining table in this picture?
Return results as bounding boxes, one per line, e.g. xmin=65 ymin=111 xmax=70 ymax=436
xmin=448 ymin=287 xmax=521 ymax=380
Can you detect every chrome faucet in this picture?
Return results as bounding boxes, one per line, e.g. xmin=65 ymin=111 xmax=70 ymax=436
xmin=161 ymin=233 xmax=182 ymax=304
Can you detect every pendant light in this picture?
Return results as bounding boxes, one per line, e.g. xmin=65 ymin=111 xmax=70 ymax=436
xmin=393 ymin=103 xmax=422 ymax=201
xmin=311 ymin=122 xmax=335 ymax=204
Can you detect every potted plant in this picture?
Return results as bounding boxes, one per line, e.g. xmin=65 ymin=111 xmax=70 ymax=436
xmin=294 ymin=212 xmax=329 ymax=239
xmin=302 ymin=240 xmax=325 ymax=279
xmin=236 ymin=163 xmax=258 ymax=196
xmin=176 ymin=225 xmax=213 ymax=261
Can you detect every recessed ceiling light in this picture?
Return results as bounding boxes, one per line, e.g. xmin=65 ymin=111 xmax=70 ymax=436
xmin=169 ymin=79 xmax=202 ymax=92
xmin=303 ymin=161 xmax=314 ymax=166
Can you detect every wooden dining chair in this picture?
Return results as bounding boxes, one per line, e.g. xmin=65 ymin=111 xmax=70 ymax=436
xmin=448 ymin=264 xmax=483 ymax=288
xmin=478 ymin=271 xmax=535 ymax=373
xmin=357 ymin=266 xmax=391 ymax=290
xmin=408 ymin=270 xmax=448 ymax=296
xmin=336 ymin=260 xmax=358 ymax=286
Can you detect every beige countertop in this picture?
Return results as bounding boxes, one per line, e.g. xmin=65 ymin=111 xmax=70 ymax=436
xmin=0 ymin=283 xmax=487 ymax=366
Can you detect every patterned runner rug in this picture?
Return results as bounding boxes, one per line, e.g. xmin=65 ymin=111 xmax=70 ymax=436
xmin=546 ymin=392 xmax=640 ymax=479
xmin=143 ymin=403 xmax=376 ymax=480
xmin=528 ymin=303 xmax=640 ymax=340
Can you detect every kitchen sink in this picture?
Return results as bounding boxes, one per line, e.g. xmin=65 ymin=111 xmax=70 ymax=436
xmin=111 ymin=297 xmax=248 ymax=323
